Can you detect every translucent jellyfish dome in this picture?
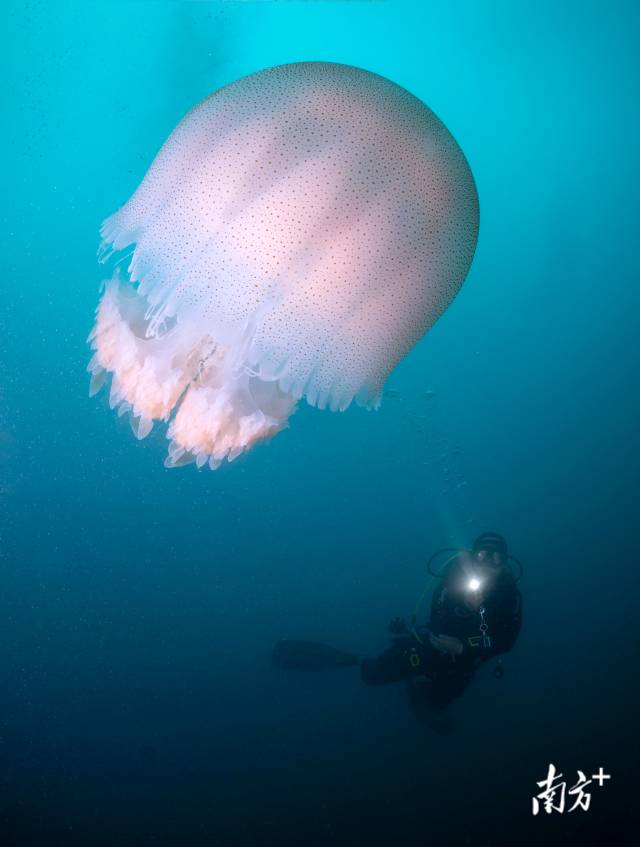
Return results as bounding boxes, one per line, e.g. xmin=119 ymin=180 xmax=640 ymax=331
xmin=88 ymin=62 xmax=479 ymax=469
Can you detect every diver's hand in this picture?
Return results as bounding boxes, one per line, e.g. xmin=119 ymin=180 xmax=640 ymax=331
xmin=389 ymin=617 xmax=407 ymax=635
xmin=429 ymin=633 xmax=464 ymax=657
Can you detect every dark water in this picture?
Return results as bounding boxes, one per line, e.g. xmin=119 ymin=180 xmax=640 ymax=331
xmin=2 ymin=1 xmax=639 ymax=845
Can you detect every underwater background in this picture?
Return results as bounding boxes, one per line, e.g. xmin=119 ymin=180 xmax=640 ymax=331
xmin=2 ymin=1 xmax=639 ymax=845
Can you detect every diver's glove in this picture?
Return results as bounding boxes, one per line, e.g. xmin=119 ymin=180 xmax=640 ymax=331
xmin=389 ymin=617 xmax=408 ymax=635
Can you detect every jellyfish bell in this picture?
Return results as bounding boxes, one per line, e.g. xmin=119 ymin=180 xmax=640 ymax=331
xmin=88 ymin=61 xmax=479 ymax=469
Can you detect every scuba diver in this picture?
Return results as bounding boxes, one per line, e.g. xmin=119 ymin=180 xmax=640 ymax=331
xmin=361 ymin=531 xmax=523 ymax=729
xmin=272 ymin=531 xmax=523 ymax=731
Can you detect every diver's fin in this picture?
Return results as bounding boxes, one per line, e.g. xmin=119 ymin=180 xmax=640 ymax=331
xmin=272 ymin=639 xmax=360 ymax=671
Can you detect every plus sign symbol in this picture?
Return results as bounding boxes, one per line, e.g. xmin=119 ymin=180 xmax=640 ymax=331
xmin=591 ymin=768 xmax=611 ymax=787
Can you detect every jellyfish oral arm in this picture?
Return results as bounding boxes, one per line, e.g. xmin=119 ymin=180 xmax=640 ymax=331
xmin=89 ymin=273 xmax=298 ymax=469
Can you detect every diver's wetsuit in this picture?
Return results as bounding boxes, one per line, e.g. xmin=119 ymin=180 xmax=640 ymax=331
xmin=361 ymin=565 xmax=522 ymax=712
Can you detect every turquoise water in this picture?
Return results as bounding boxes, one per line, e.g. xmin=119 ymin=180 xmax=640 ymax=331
xmin=2 ymin=2 xmax=639 ymax=845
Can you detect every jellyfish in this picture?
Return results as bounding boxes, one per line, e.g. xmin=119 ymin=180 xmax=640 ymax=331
xmin=88 ymin=62 xmax=479 ymax=469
